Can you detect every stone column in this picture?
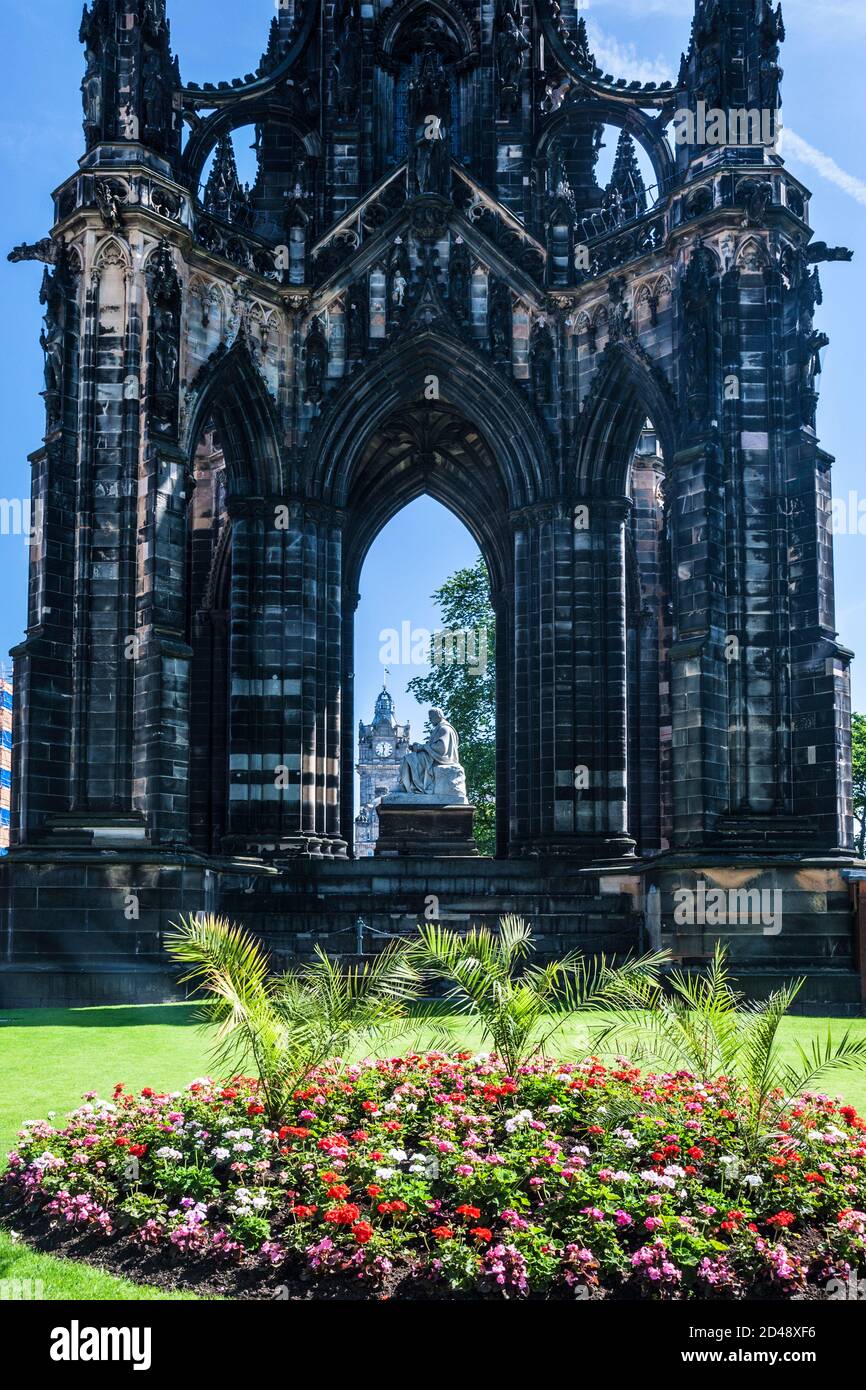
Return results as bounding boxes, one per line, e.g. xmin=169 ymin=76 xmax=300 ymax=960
xmin=224 ymin=498 xmax=347 ymax=859
xmin=509 ymin=499 xmax=635 ymax=859
xmin=8 ymin=248 xmax=81 ymax=841
xmin=668 ymin=436 xmax=729 ymax=845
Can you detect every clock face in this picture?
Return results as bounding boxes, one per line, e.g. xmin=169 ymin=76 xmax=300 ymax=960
xmin=374 ymin=740 xmax=394 ymax=757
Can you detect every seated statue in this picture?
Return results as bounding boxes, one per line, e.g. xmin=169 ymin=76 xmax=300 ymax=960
xmin=399 ymin=707 xmax=468 ymax=802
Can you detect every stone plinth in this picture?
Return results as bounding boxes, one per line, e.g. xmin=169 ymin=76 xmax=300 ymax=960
xmin=374 ymin=794 xmax=478 ymax=858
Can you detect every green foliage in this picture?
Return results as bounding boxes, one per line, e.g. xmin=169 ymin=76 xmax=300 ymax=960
xmin=413 ymin=914 xmax=667 ymax=1074
xmin=852 ymin=711 xmax=866 ymax=857
xmin=157 ymin=1163 xmax=222 ymax=1203
xmin=602 ymin=944 xmax=866 ymax=1152
xmin=407 ymin=556 xmax=496 ymax=854
xmin=166 ymin=915 xmax=421 ymax=1123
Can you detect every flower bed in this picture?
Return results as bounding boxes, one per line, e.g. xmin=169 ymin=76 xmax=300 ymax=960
xmin=4 ymin=1054 xmax=866 ymax=1300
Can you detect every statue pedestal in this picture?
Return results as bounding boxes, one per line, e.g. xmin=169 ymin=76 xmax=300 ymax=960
xmin=375 ymin=794 xmax=478 ymax=858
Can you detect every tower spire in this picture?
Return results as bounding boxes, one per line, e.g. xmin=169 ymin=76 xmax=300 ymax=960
xmin=79 ymin=0 xmax=181 ymax=162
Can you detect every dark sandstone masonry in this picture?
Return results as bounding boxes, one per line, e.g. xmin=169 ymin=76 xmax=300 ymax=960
xmin=0 ymin=0 xmax=861 ymax=1010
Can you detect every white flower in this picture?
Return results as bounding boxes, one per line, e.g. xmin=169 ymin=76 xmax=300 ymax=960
xmin=375 ymin=1167 xmax=395 ymax=1180
xmin=387 ymin=1148 xmax=408 ymax=1163
xmin=742 ymin=1174 xmax=763 ymax=1188
xmin=155 ymin=1146 xmax=183 ymax=1161
xmin=504 ymin=1109 xmax=534 ymax=1134
xmin=212 ymin=1147 xmax=231 ymax=1161
xmin=546 ymin=1104 xmax=564 ymax=1115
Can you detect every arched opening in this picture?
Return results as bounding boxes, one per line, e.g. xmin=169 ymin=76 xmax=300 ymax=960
xmin=572 ymin=346 xmax=678 ymax=856
xmin=341 ymin=400 xmax=510 ymax=858
xmin=183 ymin=340 xmax=283 ymax=855
xmin=186 ymin=421 xmax=231 ymax=854
xmin=353 ymin=497 xmax=495 ymax=857
xmin=625 ymin=419 xmax=673 ymax=855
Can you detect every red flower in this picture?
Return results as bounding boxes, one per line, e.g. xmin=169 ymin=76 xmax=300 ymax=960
xmin=456 ymin=1204 xmax=481 ymax=1220
xmin=247 ymin=1102 xmax=264 ymax=1117
xmin=327 ymin=1184 xmax=351 ymax=1201
xmin=352 ymin=1221 xmax=374 ymax=1245
xmin=292 ymin=1204 xmax=318 ymax=1220
xmin=362 ymin=1101 xmax=379 ymax=1113
xmin=767 ymin=1211 xmax=796 ymax=1228
xmin=129 ymin=1144 xmax=147 ymax=1158
xmin=220 ymin=1088 xmax=237 ymax=1101
xmin=805 ymin=1172 xmax=826 ymax=1185
xmin=432 ymin=1226 xmax=453 ymax=1240
xmin=470 ymin=1226 xmax=493 ymax=1242
xmin=325 ymin=1204 xmax=361 ymax=1226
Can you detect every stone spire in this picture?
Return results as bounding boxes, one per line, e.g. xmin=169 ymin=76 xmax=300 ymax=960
xmin=79 ymin=0 xmax=181 ymax=162
xmin=676 ymin=1 xmax=785 ymax=167
xmin=604 ymin=129 xmax=647 ymax=219
xmin=203 ymin=133 xmax=251 ymax=224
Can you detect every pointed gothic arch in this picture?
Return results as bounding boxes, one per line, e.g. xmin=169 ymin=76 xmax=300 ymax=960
xmin=183 ymin=335 xmax=283 ymax=497
xmin=573 ymin=340 xmax=679 ymax=497
xmin=305 ymin=326 xmax=554 ymax=511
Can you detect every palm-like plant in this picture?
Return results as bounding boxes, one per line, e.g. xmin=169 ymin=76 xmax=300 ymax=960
xmin=167 ymin=915 xmax=421 ymax=1122
xmin=600 ymin=944 xmax=866 ymax=1150
xmin=413 ymin=914 xmax=667 ymax=1074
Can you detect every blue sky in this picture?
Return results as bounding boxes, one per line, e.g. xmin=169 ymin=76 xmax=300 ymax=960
xmin=0 ymin=0 xmax=864 ymax=763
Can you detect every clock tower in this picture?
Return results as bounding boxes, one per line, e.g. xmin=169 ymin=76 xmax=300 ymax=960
xmin=354 ymin=686 xmax=411 ymax=858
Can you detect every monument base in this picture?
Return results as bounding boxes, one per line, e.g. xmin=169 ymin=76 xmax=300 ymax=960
xmin=375 ymin=795 xmax=478 ymax=858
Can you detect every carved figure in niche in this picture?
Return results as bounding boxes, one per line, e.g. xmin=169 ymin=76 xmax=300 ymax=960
xmin=148 ymin=241 xmax=182 ymax=431
xmin=154 ymin=307 xmax=179 ymax=394
xmin=387 ymin=237 xmax=410 ymax=315
xmin=334 ymin=0 xmax=362 ymax=122
xmin=39 ymin=268 xmax=65 ymax=408
xmin=801 ymin=330 xmax=829 ymax=426
xmin=305 ymin=321 xmax=329 ymax=404
xmin=95 ymin=180 xmax=124 ymax=232
xmin=448 ymin=238 xmax=471 ymax=322
xmin=488 ymin=279 xmax=512 ymax=362
xmin=408 ymin=43 xmax=451 ymax=197
xmin=681 ymin=246 xmax=715 ymax=424
xmin=142 ymin=49 xmax=166 ymax=140
xmin=495 ymin=2 xmax=529 ymax=117
xmin=757 ymin=0 xmax=785 ymax=107
xmin=347 ymin=282 xmax=368 ymax=356
xmin=81 ymin=41 xmax=102 ymax=145
xmin=530 ymin=318 xmax=555 ymax=402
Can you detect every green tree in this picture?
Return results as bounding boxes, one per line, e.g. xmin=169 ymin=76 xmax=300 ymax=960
xmin=407 ymin=556 xmax=496 ymax=854
xmin=853 ymin=712 xmax=866 ymax=857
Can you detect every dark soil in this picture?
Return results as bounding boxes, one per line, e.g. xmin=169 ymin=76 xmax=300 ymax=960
xmin=1 ymin=1190 xmax=832 ymax=1302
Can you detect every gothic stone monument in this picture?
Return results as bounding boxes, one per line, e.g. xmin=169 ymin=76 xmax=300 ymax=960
xmin=0 ymin=0 xmax=862 ymax=1010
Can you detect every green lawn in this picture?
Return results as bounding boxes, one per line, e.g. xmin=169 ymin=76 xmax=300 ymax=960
xmin=2 ymin=1002 xmax=866 ymax=1300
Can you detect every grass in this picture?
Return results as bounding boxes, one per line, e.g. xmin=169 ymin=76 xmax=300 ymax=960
xmin=1 ymin=1002 xmax=866 ymax=1300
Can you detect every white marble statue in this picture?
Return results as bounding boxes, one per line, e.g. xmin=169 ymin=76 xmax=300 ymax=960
xmin=399 ymin=707 xmax=468 ymax=802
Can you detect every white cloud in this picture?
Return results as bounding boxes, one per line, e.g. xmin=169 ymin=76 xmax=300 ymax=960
xmin=779 ymin=128 xmax=866 ymax=208
xmin=586 ymin=21 xmax=676 ymax=86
